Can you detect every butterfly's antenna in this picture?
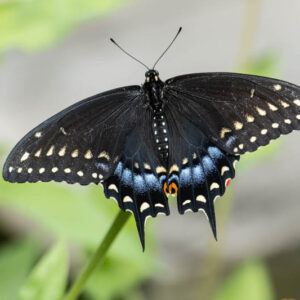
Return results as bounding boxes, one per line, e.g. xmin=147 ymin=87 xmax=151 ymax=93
xmin=152 ymin=27 xmax=182 ymax=69
xmin=110 ymin=38 xmax=150 ymax=70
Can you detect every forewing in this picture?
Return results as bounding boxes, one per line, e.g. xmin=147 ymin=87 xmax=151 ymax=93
xmin=3 ymin=86 xmax=142 ymax=185
xmin=165 ymin=73 xmax=300 ymax=155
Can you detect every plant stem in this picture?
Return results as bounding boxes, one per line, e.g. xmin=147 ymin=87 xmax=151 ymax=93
xmin=237 ymin=0 xmax=262 ymax=70
xmin=62 ymin=210 xmax=131 ymax=300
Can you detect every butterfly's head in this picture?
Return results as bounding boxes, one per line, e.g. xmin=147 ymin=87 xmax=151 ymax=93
xmin=145 ymin=70 xmax=160 ymax=83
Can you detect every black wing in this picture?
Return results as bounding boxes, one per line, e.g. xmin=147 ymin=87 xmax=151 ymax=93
xmin=164 ymin=101 xmax=239 ymax=238
xmin=3 ymin=85 xmax=170 ymax=249
xmin=3 ymin=86 xmax=142 ymax=184
xmin=165 ymin=73 xmax=300 ymax=155
xmin=103 ymin=104 xmax=169 ymax=250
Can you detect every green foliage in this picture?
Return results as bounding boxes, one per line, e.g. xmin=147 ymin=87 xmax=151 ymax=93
xmin=85 ymin=255 xmax=153 ymax=300
xmin=0 ymin=239 xmax=38 ymax=300
xmin=18 ymin=240 xmax=68 ymax=300
xmin=0 ymin=149 xmax=155 ymax=299
xmin=0 ymin=0 xmax=126 ymax=55
xmin=239 ymin=51 xmax=280 ymax=78
xmin=214 ymin=260 xmax=274 ymax=300
xmin=0 ymin=11 xmax=283 ymax=298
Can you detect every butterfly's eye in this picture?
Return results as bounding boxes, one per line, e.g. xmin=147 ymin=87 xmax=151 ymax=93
xmin=146 ymin=77 xmax=150 ymax=82
xmin=154 ymin=75 xmax=158 ymax=81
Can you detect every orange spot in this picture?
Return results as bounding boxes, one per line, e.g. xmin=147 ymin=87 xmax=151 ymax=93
xmin=163 ymin=182 xmax=169 ymax=196
xmin=163 ymin=182 xmax=178 ymax=196
xmin=225 ymin=179 xmax=231 ymax=187
xmin=169 ymin=182 xmax=178 ymax=195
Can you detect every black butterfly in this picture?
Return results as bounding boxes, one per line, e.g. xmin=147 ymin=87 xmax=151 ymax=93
xmin=2 ymin=29 xmax=300 ymax=250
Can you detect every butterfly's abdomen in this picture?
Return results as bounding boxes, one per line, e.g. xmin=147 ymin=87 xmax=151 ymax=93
xmin=152 ymin=109 xmax=169 ymax=162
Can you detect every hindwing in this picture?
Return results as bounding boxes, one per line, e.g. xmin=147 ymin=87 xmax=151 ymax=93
xmin=164 ymin=100 xmax=239 ymax=237
xmin=103 ymin=107 xmax=169 ymax=249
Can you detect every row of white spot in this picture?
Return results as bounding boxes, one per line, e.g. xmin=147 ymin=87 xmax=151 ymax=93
xmin=20 ymin=146 xmax=110 ymax=163
xmin=220 ymin=98 xmax=300 ymax=140
xmin=232 ymin=118 xmax=299 ymax=153
xmin=107 ymin=161 xmax=236 ymax=215
xmin=109 ymin=190 xmax=166 ymax=213
xmin=153 ymin=113 xmax=169 ymax=153
xmin=107 ymin=166 xmax=233 ymax=212
xmin=8 ymin=165 xmax=103 ymax=179
xmin=180 ymin=177 xmax=229 ymax=208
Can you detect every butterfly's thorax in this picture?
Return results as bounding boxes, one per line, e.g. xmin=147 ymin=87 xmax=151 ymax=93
xmin=143 ymin=70 xmax=165 ymax=110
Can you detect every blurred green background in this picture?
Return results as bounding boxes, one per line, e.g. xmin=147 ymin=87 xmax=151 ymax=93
xmin=0 ymin=0 xmax=299 ymax=299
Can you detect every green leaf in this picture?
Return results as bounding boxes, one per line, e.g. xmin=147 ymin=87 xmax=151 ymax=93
xmin=1 ymin=141 xmax=157 ymax=299
xmin=0 ymin=239 xmax=38 ymax=300
xmin=85 ymin=247 xmax=155 ymax=300
xmin=214 ymin=260 xmax=274 ymax=300
xmin=18 ymin=240 xmax=68 ymax=300
xmin=0 ymin=170 xmax=156 ymax=299
xmin=238 ymin=51 xmax=280 ymax=78
xmin=0 ymin=178 xmax=112 ymax=249
xmin=0 ymin=0 xmax=127 ymax=55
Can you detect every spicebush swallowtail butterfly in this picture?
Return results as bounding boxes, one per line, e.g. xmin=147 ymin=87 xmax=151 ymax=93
xmin=3 ymin=28 xmax=300 ymax=249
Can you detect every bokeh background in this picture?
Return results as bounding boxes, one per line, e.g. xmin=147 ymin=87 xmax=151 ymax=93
xmin=0 ymin=0 xmax=299 ymax=299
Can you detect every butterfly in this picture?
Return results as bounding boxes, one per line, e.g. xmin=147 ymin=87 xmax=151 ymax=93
xmin=2 ymin=28 xmax=300 ymax=250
